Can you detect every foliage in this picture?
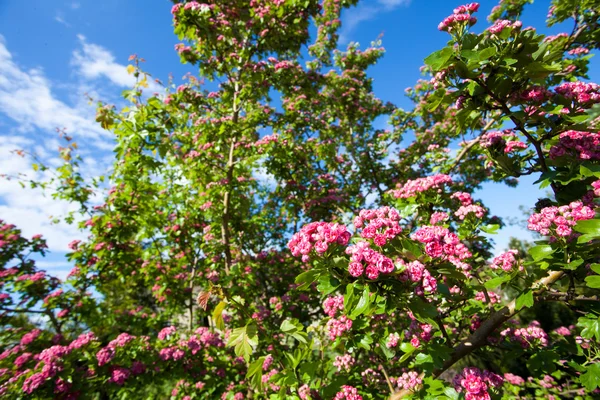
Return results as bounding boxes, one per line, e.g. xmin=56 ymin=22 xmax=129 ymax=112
xmin=1 ymin=0 xmax=600 ymax=399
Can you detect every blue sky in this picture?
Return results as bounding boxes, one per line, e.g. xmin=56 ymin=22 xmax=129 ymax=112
xmin=0 ymin=0 xmax=596 ymax=278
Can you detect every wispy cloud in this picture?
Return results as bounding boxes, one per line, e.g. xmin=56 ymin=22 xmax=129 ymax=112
xmin=339 ymin=0 xmax=412 ymax=44
xmin=0 ymin=35 xmax=127 ymax=252
xmin=0 ymin=36 xmax=107 ymax=139
xmin=72 ymin=35 xmax=162 ymax=94
xmin=55 ymin=13 xmax=71 ymax=28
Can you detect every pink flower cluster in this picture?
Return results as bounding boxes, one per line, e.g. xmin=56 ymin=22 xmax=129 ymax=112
xmin=395 ymin=370 xmax=423 ymax=391
xmin=527 ymin=201 xmax=595 ymax=238
xmin=568 ymin=47 xmax=590 ymax=56
xmin=489 ymin=250 xmax=522 ymax=272
xmin=391 ymin=174 xmax=453 ymax=199
xmin=592 ymin=180 xmax=600 ymax=197
xmin=386 ymin=332 xmax=400 ymax=348
xmin=288 ymin=221 xmax=351 ymax=262
xmin=476 ymin=291 xmax=501 ymax=303
xmin=501 ymin=321 xmax=549 ymax=348
xmin=324 ymin=296 xmax=353 ymax=341
xmin=323 ymin=295 xmax=344 ymax=317
xmin=22 ymin=345 xmax=71 ymax=394
xmin=455 ymin=204 xmax=487 ymax=220
xmin=549 ymin=130 xmax=600 ymax=161
xmin=452 ymin=367 xmax=503 ymax=400
xmin=555 ymin=81 xmax=600 ymax=106
xmin=158 ymin=326 xmax=177 ymax=340
xmin=503 ymin=373 xmax=525 ymax=386
xmin=430 ymin=211 xmax=449 ymax=225
xmin=345 ymin=241 xmax=395 ymax=279
xmin=333 ymin=353 xmax=355 ymax=372
xmin=411 ymin=226 xmax=472 ymax=268
xmin=488 ymin=19 xmax=522 ymax=35
xmin=543 ymin=33 xmax=568 ymax=42
xmin=405 ymin=315 xmax=433 ymax=348
xmin=326 ymin=316 xmax=353 ymax=341
xmin=516 ymin=86 xmax=552 ymax=103
xmin=353 ymin=207 xmax=402 ymax=246
xmin=334 ymin=385 xmax=363 ymax=400
xmin=438 ymin=3 xmax=479 ymax=32
xmin=481 ymin=130 xmax=528 ymax=153
xmin=397 ymin=259 xmax=437 ymax=295
xmin=451 ymin=191 xmax=473 ymax=206
xmin=20 ymin=329 xmax=42 ymax=346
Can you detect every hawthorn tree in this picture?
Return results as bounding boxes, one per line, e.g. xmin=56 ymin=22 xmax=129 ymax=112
xmin=1 ymin=0 xmax=600 ymax=399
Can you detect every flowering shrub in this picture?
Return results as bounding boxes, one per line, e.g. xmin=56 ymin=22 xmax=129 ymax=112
xmin=2 ymin=0 xmax=600 ymax=399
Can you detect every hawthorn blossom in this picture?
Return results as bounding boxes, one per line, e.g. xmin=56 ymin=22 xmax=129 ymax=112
xmin=334 ymin=385 xmax=363 ymax=400
xmin=288 ymin=221 xmax=351 ymax=262
xmin=527 ymin=201 xmax=595 ymax=239
xmin=453 ymin=367 xmax=503 ymax=400
xmin=489 ymin=250 xmax=522 ymax=272
xmin=549 ymin=130 xmax=600 ymax=161
xmin=391 ymin=174 xmax=453 ymax=199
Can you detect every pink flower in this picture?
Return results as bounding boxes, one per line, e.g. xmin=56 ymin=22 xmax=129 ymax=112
xmin=110 ymin=367 xmax=130 ymax=385
xmin=334 ymin=385 xmax=362 ymax=400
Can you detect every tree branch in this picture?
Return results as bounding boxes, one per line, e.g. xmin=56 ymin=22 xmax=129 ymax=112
xmin=389 ymin=270 xmax=564 ymax=400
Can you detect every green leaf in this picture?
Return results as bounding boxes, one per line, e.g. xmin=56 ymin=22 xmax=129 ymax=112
xmin=478 ymin=47 xmax=496 ymax=61
xmin=484 ymin=274 xmax=511 ymax=290
xmin=528 ymin=244 xmax=555 ymax=261
xmin=573 ymin=219 xmax=600 ymax=239
xmin=295 ymin=269 xmax=321 ymax=290
xmin=564 ymin=257 xmax=584 ymax=270
xmin=227 ymin=323 xmax=259 ymax=362
xmin=424 ymin=47 xmax=453 ymax=70
xmin=400 ymin=342 xmax=416 ymax=354
xmin=578 ymin=316 xmax=600 ymax=341
xmin=479 ymin=224 xmax=500 ymax=234
xmin=349 ymin=286 xmax=370 ymax=319
xmin=246 ymin=357 xmax=265 ymax=389
xmin=414 ymin=352 xmax=433 ymax=365
xmin=527 ymin=350 xmax=558 ymax=376
xmin=280 ymin=319 xmax=299 ymax=333
xmin=378 ymin=337 xmax=396 ymax=359
xmin=317 ymin=275 xmax=339 ymax=295
xmin=585 ymin=276 xmax=600 ymax=289
xmin=580 ymin=363 xmax=600 ymax=391
xmin=344 ymin=283 xmax=356 ymax=314
xmin=515 ymin=290 xmax=534 ymax=310
xmin=443 ymin=387 xmax=459 ymax=400
xmin=580 ymin=164 xmax=600 ymax=178
xmin=212 ymin=301 xmax=227 ymax=331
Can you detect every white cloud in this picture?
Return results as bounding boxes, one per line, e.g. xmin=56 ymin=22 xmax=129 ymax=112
xmin=377 ymin=0 xmax=411 ymax=9
xmin=55 ymin=14 xmax=71 ymax=28
xmin=0 ymin=36 xmax=123 ymax=253
xmin=339 ymin=0 xmax=411 ymax=44
xmin=0 ymin=36 xmax=108 ymax=139
xmin=0 ymin=137 xmax=85 ymax=252
xmin=72 ymin=35 xmax=162 ymax=94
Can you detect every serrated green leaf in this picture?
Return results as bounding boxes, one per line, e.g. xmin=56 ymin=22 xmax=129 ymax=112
xmin=528 ymin=244 xmax=555 ymax=261
xmin=349 ymin=286 xmax=370 ymax=319
xmin=484 ymin=274 xmax=511 ymax=290
xmin=414 ymin=352 xmax=433 ymax=365
xmin=424 ymin=47 xmax=454 ymax=70
xmin=578 ymin=316 xmax=600 ymax=341
xmin=585 ymin=276 xmax=600 ymax=288
xmin=515 ymin=290 xmax=534 ymax=310
xmin=212 ymin=301 xmax=227 ymax=331
xmin=295 ymin=269 xmax=321 ymax=290
xmin=573 ymin=219 xmax=600 ymax=238
xmin=580 ymin=363 xmax=600 ymax=391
